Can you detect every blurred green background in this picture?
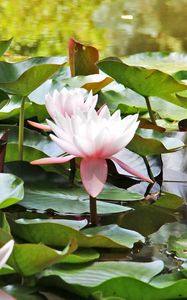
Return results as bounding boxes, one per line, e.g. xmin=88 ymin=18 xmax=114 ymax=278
xmin=1 ymin=0 xmax=187 ymax=57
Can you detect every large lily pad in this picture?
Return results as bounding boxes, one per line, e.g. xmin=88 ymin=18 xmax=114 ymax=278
xmin=149 ymin=222 xmax=187 ymax=245
xmin=21 ymin=187 xmax=133 ymax=214
xmin=0 ymin=56 xmax=67 ymax=96
xmin=8 ymin=241 xmax=76 ymax=276
xmin=0 ymin=125 xmax=62 ymax=162
xmin=10 ymin=218 xmax=145 ymax=249
xmin=97 ymin=57 xmax=187 ymax=108
xmin=123 ymin=52 xmax=187 ymax=78
xmin=127 ymin=128 xmax=184 ymax=156
xmin=40 ymin=260 xmax=165 ymax=299
xmin=0 ymin=173 xmax=24 ymax=208
xmin=40 ymin=262 xmax=187 ymax=300
xmin=100 ymin=89 xmax=187 ymax=122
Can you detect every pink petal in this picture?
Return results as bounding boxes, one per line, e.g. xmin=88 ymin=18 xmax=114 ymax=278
xmin=0 ymin=290 xmax=16 ymax=300
xmin=80 ymin=158 xmax=108 ymax=198
xmin=27 ymin=120 xmax=51 ymax=132
xmin=111 ymin=156 xmax=154 ymax=183
xmin=31 ymin=155 xmax=75 ymax=165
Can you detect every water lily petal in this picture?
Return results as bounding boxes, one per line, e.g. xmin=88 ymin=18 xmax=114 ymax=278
xmin=31 ymin=155 xmax=75 ymax=165
xmin=27 ymin=120 xmax=51 ymax=132
xmin=0 ymin=240 xmax=14 ymax=269
xmin=80 ymin=158 xmax=108 ymax=197
xmin=111 ymin=156 xmax=154 ymax=183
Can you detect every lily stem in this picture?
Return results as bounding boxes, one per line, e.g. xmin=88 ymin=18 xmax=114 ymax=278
xmin=69 ymin=158 xmax=76 ymax=184
xmin=18 ymin=96 xmax=26 ymax=161
xmin=89 ymin=195 xmax=98 ymax=226
xmin=144 ymin=96 xmax=157 ymax=125
xmin=142 ymin=155 xmax=155 ymax=182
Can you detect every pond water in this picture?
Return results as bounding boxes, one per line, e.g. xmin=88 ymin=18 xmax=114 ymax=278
xmin=1 ymin=0 xmax=187 ymax=56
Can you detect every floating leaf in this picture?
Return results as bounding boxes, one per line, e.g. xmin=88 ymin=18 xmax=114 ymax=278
xmin=118 ymin=202 xmax=178 ymax=236
xmin=98 ymin=184 xmax=143 ymax=202
xmin=149 ymin=222 xmax=187 ymax=245
xmin=8 ymin=240 xmax=76 ymax=276
xmin=100 ymin=89 xmax=187 ymax=122
xmin=61 ymin=249 xmax=99 ymax=264
xmin=41 ymin=260 xmax=164 ymax=299
xmin=0 ymin=56 xmax=67 ymax=96
xmin=10 ymin=219 xmax=144 ymax=249
xmin=154 ymin=192 xmax=184 ymax=210
xmin=127 ymin=128 xmax=184 ymax=156
xmin=0 ymin=125 xmax=62 ymax=162
xmin=20 ymin=186 xmax=132 ymax=214
xmin=97 ymin=57 xmax=187 ymax=108
xmin=123 ymin=52 xmax=187 ymax=77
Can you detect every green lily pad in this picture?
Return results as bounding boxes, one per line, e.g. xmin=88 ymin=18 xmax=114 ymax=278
xmin=0 ymin=125 xmax=62 ymax=162
xmin=100 ymin=89 xmax=187 ymax=122
xmin=8 ymin=241 xmax=76 ymax=276
xmin=99 ymin=185 xmax=143 ymax=201
xmin=40 ymin=260 xmax=164 ymax=299
xmin=61 ymin=248 xmax=99 ymax=264
xmin=97 ymin=57 xmax=187 ymax=108
xmin=20 ymin=186 xmax=132 ymax=214
xmin=123 ymin=52 xmax=187 ymax=75
xmin=149 ymin=222 xmax=187 ymax=245
xmin=154 ymin=192 xmax=184 ymax=210
xmin=127 ymin=128 xmax=184 ymax=156
xmin=0 ymin=56 xmax=67 ymax=96
xmin=0 ymin=173 xmax=24 ymax=208
xmin=10 ymin=218 xmax=145 ymax=249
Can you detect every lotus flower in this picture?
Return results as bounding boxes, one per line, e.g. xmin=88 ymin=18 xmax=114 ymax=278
xmin=28 ymin=87 xmax=98 ymax=131
xmin=0 ymin=240 xmax=15 ymax=300
xmin=31 ymin=106 xmax=153 ymax=197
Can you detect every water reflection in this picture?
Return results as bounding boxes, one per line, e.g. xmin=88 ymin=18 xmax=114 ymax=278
xmin=1 ymin=0 xmax=187 ymax=56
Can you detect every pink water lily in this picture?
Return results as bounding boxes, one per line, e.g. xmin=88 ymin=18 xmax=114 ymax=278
xmin=31 ymin=106 xmax=153 ymax=197
xmin=28 ymin=87 xmax=98 ymax=131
